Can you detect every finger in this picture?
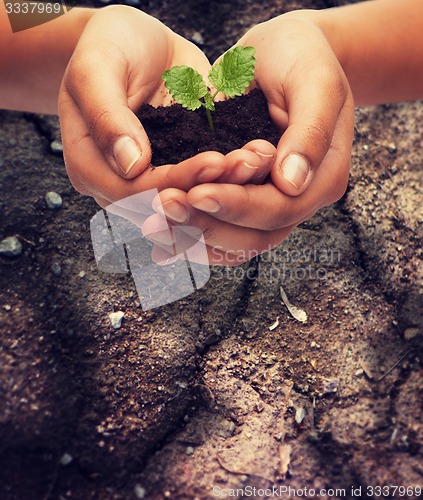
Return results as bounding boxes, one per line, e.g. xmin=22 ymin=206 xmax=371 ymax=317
xmin=142 ymin=215 xmax=209 ymax=264
xmin=141 ymin=214 xmax=210 ymax=265
xmin=61 ymin=10 xmax=173 ymax=178
xmin=241 ymin=139 xmax=276 ymax=159
xmin=240 ymin=139 xmax=276 ymax=184
xmin=187 ymin=182 xmax=316 ymax=230
xmin=63 ymin=61 xmax=152 ymax=180
xmin=218 ymin=140 xmax=276 ymax=185
xmin=186 ymin=143 xmax=349 ymax=230
xmin=272 ymin=63 xmax=354 ymax=196
xmin=149 ymin=189 xmax=293 ymax=263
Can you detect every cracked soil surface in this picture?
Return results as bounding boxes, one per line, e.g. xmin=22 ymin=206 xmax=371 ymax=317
xmin=0 ymin=0 xmax=422 ymax=499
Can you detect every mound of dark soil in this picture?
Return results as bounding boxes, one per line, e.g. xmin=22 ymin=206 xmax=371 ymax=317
xmin=138 ymin=89 xmax=282 ymax=165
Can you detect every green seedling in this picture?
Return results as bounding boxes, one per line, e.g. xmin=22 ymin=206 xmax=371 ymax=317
xmin=162 ymin=46 xmax=256 ymax=130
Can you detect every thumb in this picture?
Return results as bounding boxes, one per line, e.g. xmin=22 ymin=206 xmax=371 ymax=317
xmin=271 ymin=67 xmax=353 ymax=196
xmin=63 ymin=50 xmax=152 ymax=179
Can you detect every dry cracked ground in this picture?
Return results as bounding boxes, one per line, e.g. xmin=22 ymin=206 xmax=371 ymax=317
xmin=0 ymin=0 xmax=422 ymax=499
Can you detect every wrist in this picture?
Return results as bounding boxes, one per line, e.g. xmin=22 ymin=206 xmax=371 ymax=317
xmin=280 ymin=9 xmax=347 ymax=68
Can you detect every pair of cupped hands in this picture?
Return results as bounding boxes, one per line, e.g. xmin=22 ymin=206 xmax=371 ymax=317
xmin=59 ymin=6 xmax=354 ymax=266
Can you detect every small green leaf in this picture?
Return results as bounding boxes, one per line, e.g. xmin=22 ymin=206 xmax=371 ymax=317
xmin=162 ymin=66 xmax=208 ymax=111
xmin=203 ymin=93 xmax=215 ymax=111
xmin=208 ymin=46 xmax=256 ymax=98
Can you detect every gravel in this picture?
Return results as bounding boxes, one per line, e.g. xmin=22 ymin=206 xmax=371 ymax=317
xmin=109 ymin=311 xmax=125 ymax=329
xmin=50 ymin=140 xmax=63 ymax=155
xmin=0 ymin=236 xmax=22 ymax=257
xmin=60 ymin=453 xmax=73 ymax=466
xmin=51 ymin=262 xmax=62 ymax=276
xmin=45 ymin=191 xmax=63 ymax=209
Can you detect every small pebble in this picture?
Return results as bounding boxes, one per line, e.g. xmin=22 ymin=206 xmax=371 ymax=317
xmin=0 ymin=236 xmax=22 ymax=257
xmin=186 ymin=446 xmax=194 ymax=455
xmin=109 ymin=311 xmax=124 ymax=329
xmin=51 ymin=262 xmax=62 ymax=276
xmin=134 ymin=484 xmax=146 ymax=499
xmin=256 ymin=401 xmax=265 ymax=413
xmin=78 ymin=270 xmax=86 ymax=278
xmin=50 ymin=140 xmax=63 ymax=154
xmin=355 ymin=368 xmax=364 ymax=377
xmin=60 ymin=453 xmax=73 ymax=466
xmin=404 ymin=327 xmax=419 ymax=340
xmin=295 ymin=407 xmax=306 ymax=425
xmin=217 ymin=419 xmax=236 ymax=437
xmin=191 ymin=31 xmax=204 ymax=45
xmin=45 ymin=191 xmax=62 ymax=210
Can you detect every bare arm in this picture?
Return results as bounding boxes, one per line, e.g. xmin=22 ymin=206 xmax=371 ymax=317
xmin=0 ymin=3 xmax=93 ymax=114
xmin=310 ymin=0 xmax=423 ymax=105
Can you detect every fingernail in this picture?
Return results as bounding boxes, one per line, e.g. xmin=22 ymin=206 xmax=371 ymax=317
xmin=191 ymin=197 xmax=221 ymax=214
xmin=242 ymin=161 xmax=259 ymax=170
xmin=256 ymin=151 xmax=274 ymax=168
xmin=256 ymin=151 xmax=274 ymax=159
xmin=281 ymin=154 xmax=310 ymax=190
xmin=162 ymin=201 xmax=188 ymax=223
xmin=113 ymin=136 xmax=141 ymax=174
xmin=230 ymin=161 xmax=259 ymax=183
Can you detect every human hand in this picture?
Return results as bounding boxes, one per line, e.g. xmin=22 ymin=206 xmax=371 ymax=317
xmin=59 ymin=5 xmax=273 ymax=209
xmin=144 ymin=12 xmax=355 ymax=265
xmin=237 ymin=12 xmax=355 ymax=196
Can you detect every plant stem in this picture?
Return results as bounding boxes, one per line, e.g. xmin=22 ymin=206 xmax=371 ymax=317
xmin=205 ymin=106 xmax=214 ymax=130
xmin=201 ymin=90 xmax=221 ymax=130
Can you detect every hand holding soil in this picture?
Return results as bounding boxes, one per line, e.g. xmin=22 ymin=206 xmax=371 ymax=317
xmin=55 ymin=0 xmax=423 ymax=265
xmin=59 ymin=6 xmax=273 ymax=211
xmin=142 ymin=15 xmax=355 ymax=265
xmin=0 ymin=1 xmax=423 ymax=496
xmin=58 ymin=5 xmax=353 ymax=266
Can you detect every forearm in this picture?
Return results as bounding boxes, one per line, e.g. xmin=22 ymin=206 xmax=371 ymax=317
xmin=0 ymin=4 xmax=94 ymax=114
xmin=304 ymin=0 xmax=423 ymax=105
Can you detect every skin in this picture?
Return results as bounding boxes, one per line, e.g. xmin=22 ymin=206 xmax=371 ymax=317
xmin=0 ymin=4 xmax=92 ymax=114
xmin=0 ymin=4 xmax=273 ymax=211
xmin=150 ymin=0 xmax=423 ymax=264
xmin=1 ymin=0 xmax=422 ymax=266
xmin=58 ymin=6 xmax=274 ymax=207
